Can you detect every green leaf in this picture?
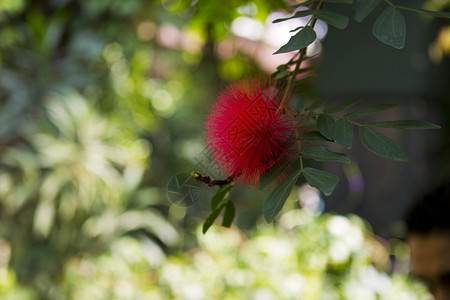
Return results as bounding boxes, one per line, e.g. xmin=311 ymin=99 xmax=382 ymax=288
xmin=292 ymin=0 xmax=318 ymax=8
xmin=324 ymin=0 xmax=353 ymax=3
xmin=298 ymin=131 xmax=332 ymax=142
xmin=202 ymin=204 xmax=225 ymax=234
xmin=260 ymin=158 xmax=299 ymax=190
xmin=344 ymin=104 xmax=397 ymax=119
xmin=313 ymin=10 xmax=349 ymax=29
xmin=211 ymin=183 xmax=234 ymax=210
xmin=317 ymin=114 xmax=336 ymax=140
xmin=409 ymin=8 xmax=450 ymax=19
xmin=324 ymin=100 xmax=360 ymax=114
xmin=359 ymin=126 xmax=409 ymax=161
xmin=301 ymin=146 xmax=350 ymax=163
xmin=302 ymin=167 xmax=339 ymax=196
xmin=222 ymin=201 xmax=235 ymax=228
xmin=366 ymin=120 xmax=441 ymax=129
xmin=372 ymin=7 xmax=406 ymax=49
xmin=353 ymin=0 xmax=381 ymax=22
xmin=334 ymin=118 xmax=353 ymax=149
xmin=305 ymin=98 xmax=327 ymax=111
xmin=290 ymin=93 xmax=306 ymax=112
xmin=274 ymin=26 xmax=317 ymax=54
xmin=273 ymin=10 xmax=313 ymax=23
xmin=264 ymin=170 xmax=301 ymax=222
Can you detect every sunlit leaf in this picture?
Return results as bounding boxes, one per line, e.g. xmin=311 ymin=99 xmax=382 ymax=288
xmin=372 ymin=7 xmax=406 ymax=49
xmin=301 ymin=146 xmax=350 ymax=163
xmin=222 ymin=201 xmax=235 ymax=228
xmin=366 ymin=120 xmax=441 ymax=129
xmin=323 ymin=100 xmax=360 ymax=114
xmin=313 ymin=10 xmax=349 ymax=29
xmin=353 ymin=0 xmax=381 ymax=22
xmin=274 ymin=26 xmax=317 ymax=54
xmin=211 ymin=183 xmax=234 ymax=210
xmin=302 ymin=167 xmax=338 ymax=196
xmin=344 ymin=104 xmax=397 ymax=119
xmin=359 ymin=126 xmax=409 ymax=161
xmin=264 ymin=170 xmax=301 ymax=222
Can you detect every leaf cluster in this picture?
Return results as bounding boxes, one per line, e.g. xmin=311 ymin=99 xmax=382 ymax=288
xmin=273 ymin=0 xmax=450 ymax=51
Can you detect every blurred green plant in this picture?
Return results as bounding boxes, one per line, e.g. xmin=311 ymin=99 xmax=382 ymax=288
xmin=0 ymin=90 xmax=178 ymax=298
xmin=0 ymin=208 xmax=426 ymax=299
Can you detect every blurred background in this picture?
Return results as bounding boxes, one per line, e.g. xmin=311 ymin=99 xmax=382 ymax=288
xmin=0 ymin=0 xmax=448 ymax=299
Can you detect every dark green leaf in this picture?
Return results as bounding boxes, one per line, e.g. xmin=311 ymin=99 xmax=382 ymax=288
xmin=324 ymin=0 xmax=353 ymax=3
xmin=408 ymin=8 xmax=450 ymax=19
xmin=359 ymin=126 xmax=409 ymax=161
xmin=292 ymin=0 xmax=318 ymax=8
xmin=302 ymin=167 xmax=339 ymax=196
xmin=273 ymin=10 xmax=313 ymax=23
xmin=264 ymin=170 xmax=301 ymax=222
xmin=317 ymin=114 xmax=336 ymax=140
xmin=353 ymin=0 xmax=381 ymax=22
xmin=372 ymin=7 xmax=406 ymax=49
xmin=324 ymin=100 xmax=360 ymax=114
xmin=274 ymin=26 xmax=317 ymax=54
xmin=334 ymin=119 xmax=353 ymax=149
xmin=344 ymin=104 xmax=397 ymax=119
xmin=260 ymin=158 xmax=300 ymax=189
xmin=305 ymin=98 xmax=327 ymax=111
xmin=211 ymin=183 xmax=234 ymax=210
xmin=290 ymin=93 xmax=306 ymax=112
xmin=202 ymin=204 xmax=225 ymax=234
xmin=298 ymin=131 xmax=332 ymax=142
xmin=366 ymin=120 xmax=441 ymax=129
xmin=301 ymin=146 xmax=350 ymax=163
xmin=313 ymin=10 xmax=349 ymax=29
xmin=222 ymin=201 xmax=235 ymax=228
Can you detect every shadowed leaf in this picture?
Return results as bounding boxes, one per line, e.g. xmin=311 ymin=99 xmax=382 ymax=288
xmin=366 ymin=120 xmax=441 ymax=129
xmin=264 ymin=170 xmax=301 ymax=222
xmin=222 ymin=201 xmax=235 ymax=227
xmin=344 ymin=104 xmax=397 ymax=119
xmin=353 ymin=0 xmax=381 ymax=22
xmin=274 ymin=26 xmax=316 ymax=54
xmin=359 ymin=126 xmax=409 ymax=161
xmin=302 ymin=167 xmax=338 ymax=196
xmin=301 ymin=146 xmax=350 ymax=163
xmin=373 ymin=7 xmax=406 ymax=49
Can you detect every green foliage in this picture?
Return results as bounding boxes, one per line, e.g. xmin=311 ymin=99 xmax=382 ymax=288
xmin=301 ymin=146 xmax=351 ymax=163
xmin=359 ymin=126 xmax=410 ymax=161
xmin=353 ymin=0 xmax=381 ymax=22
xmin=274 ymin=26 xmax=316 ymax=54
xmin=263 ymin=170 xmax=301 ymax=222
xmin=373 ymin=7 xmax=406 ymax=49
xmin=222 ymin=200 xmax=236 ymax=227
xmin=313 ymin=9 xmax=349 ymax=29
xmin=22 ymin=210 xmax=425 ymax=299
xmin=366 ymin=120 xmax=441 ymax=129
xmin=344 ymin=104 xmax=398 ymax=119
xmin=302 ymin=167 xmax=339 ymax=196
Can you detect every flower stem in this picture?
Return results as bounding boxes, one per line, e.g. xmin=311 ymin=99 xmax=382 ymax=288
xmin=277 ymin=0 xmax=324 ymax=114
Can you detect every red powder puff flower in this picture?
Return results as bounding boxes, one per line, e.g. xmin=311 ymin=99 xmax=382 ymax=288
xmin=205 ymin=79 xmax=295 ymax=187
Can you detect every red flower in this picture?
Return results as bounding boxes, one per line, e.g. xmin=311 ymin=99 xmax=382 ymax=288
xmin=205 ymin=79 xmax=295 ymax=186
